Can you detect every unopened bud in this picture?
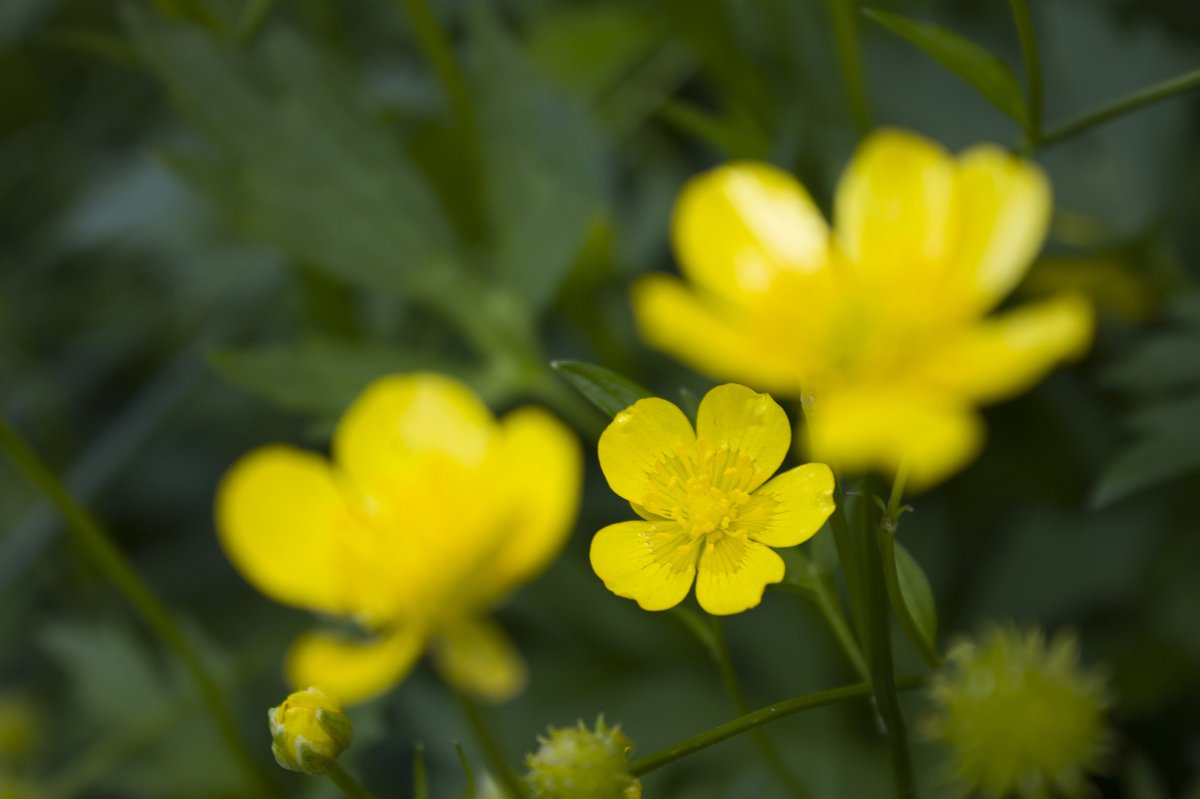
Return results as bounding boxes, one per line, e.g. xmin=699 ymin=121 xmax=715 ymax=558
xmin=267 ymin=687 xmax=353 ymax=775
xmin=525 ymin=716 xmax=640 ymax=799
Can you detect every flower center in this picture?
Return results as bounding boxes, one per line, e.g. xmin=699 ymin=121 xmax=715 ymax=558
xmin=657 ymin=438 xmax=758 ymax=541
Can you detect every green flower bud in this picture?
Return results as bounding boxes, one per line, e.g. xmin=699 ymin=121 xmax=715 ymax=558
xmin=925 ymin=625 xmax=1111 ymax=799
xmin=525 ymin=716 xmax=641 ymax=799
xmin=267 ymin=687 xmax=353 ymax=776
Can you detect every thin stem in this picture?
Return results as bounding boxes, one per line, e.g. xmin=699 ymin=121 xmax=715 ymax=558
xmin=1040 ymin=67 xmax=1200 ymax=148
xmin=455 ymin=690 xmax=528 ymax=799
xmin=825 ymin=0 xmax=872 ymax=132
xmin=1008 ymin=0 xmax=1043 ymax=150
xmin=708 ymin=617 xmax=812 ymax=799
xmin=811 ymin=582 xmax=871 ymax=681
xmin=326 ymin=763 xmax=380 ymax=799
xmin=395 ymin=0 xmax=474 ymax=135
xmin=856 ymin=499 xmax=917 ymax=799
xmin=0 ymin=417 xmax=281 ymax=798
xmin=630 ymin=675 xmax=925 ymax=776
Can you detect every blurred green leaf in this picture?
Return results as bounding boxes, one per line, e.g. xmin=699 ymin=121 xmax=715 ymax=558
xmin=128 ymin=12 xmax=465 ymax=307
xmin=864 ymin=9 xmax=1028 ymax=125
xmin=891 ymin=540 xmax=937 ymax=656
xmin=470 ymin=5 xmax=608 ymax=314
xmin=454 ymin=742 xmax=476 ymax=799
xmin=208 ymin=338 xmax=485 ymax=418
xmin=525 ymin=4 xmax=657 ymax=97
xmin=551 ymin=360 xmax=651 ymax=419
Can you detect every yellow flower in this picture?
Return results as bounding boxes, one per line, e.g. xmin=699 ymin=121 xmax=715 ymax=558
xmin=268 ymin=687 xmax=353 ymax=775
xmin=216 ymin=373 xmax=582 ymax=705
xmin=633 ymin=129 xmax=1093 ymax=489
xmin=591 ymin=384 xmax=835 ymax=615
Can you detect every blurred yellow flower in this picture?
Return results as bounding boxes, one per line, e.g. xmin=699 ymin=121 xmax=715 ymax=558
xmin=591 ymin=384 xmax=834 ymax=615
xmin=634 ymin=129 xmax=1093 ymax=489
xmin=216 ymin=373 xmax=581 ymax=705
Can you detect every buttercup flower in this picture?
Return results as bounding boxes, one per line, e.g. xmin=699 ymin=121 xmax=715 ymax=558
xmin=926 ymin=625 xmax=1111 ymax=798
xmin=634 ymin=129 xmax=1093 ymax=489
xmin=591 ymin=384 xmax=834 ymax=615
xmin=217 ymin=373 xmax=581 ymax=705
xmin=268 ymin=687 xmax=353 ymax=775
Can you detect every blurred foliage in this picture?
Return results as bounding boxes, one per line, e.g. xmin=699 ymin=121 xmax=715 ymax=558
xmin=1 ymin=0 xmax=1199 ymax=797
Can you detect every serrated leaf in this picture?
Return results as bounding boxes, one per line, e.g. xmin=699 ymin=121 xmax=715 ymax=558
xmin=892 ymin=541 xmax=938 ymax=654
xmin=551 ymin=360 xmax=651 ymax=418
xmin=470 ymin=4 xmax=607 ymax=313
xmin=865 ymin=9 xmax=1028 ymax=125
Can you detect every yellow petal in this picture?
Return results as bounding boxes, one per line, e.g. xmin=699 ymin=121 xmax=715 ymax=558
xmin=590 ymin=520 xmax=700 ymax=611
xmin=632 ymin=275 xmax=803 ymax=395
xmin=696 ymin=384 xmax=791 ymax=490
xmin=739 ymin=463 xmax=836 ymax=548
xmin=835 ymin=129 xmax=958 ymax=288
xmin=918 ymin=294 xmax=1094 ymax=403
xmin=333 ymin=373 xmax=496 ymax=492
xmin=673 ymin=161 xmax=830 ymax=302
xmin=483 ymin=407 xmax=583 ymax=598
xmin=597 ymin=396 xmax=695 ymax=509
xmin=694 ymin=536 xmax=784 ymax=615
xmin=805 ymin=390 xmax=984 ymax=491
xmin=215 ymin=446 xmax=355 ymax=614
xmin=284 ymin=628 xmax=425 ymax=706
xmin=953 ymin=145 xmax=1052 ymax=311
xmin=431 ymin=617 xmax=527 ymax=703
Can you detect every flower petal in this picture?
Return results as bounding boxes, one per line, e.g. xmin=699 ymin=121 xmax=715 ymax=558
xmin=431 ymin=617 xmax=527 ymax=703
xmin=215 ymin=446 xmax=356 ymax=614
xmin=632 ymin=274 xmax=803 ymax=395
xmin=694 ymin=536 xmax=784 ymax=615
xmin=597 ymin=396 xmax=695 ymax=510
xmin=953 ymin=145 xmax=1052 ymax=311
xmin=333 ymin=373 xmax=496 ymax=492
xmin=590 ymin=520 xmax=700 ymax=611
xmin=918 ymin=294 xmax=1094 ymax=403
xmin=284 ymin=627 xmax=425 ymax=706
xmin=835 ymin=129 xmax=958 ymax=289
xmin=739 ymin=463 xmax=836 ymax=548
xmin=673 ymin=161 xmax=830 ymax=302
xmin=696 ymin=384 xmax=791 ymax=490
xmin=483 ymin=407 xmax=583 ymax=598
xmin=805 ymin=390 xmax=984 ymax=491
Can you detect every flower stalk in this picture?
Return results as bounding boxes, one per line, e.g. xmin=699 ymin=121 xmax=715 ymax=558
xmin=0 ymin=416 xmax=280 ymax=798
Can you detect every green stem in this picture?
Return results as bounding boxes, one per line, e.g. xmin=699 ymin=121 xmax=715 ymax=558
xmin=326 ymin=763 xmax=380 ymax=799
xmin=1040 ymin=67 xmax=1200 ymax=148
xmin=395 ymin=0 xmax=475 ymax=135
xmin=629 ymin=675 xmax=925 ymax=776
xmin=708 ymin=617 xmax=812 ymax=799
xmin=455 ymin=690 xmax=528 ymax=799
xmin=811 ymin=582 xmax=871 ymax=681
xmin=826 ymin=0 xmax=872 ymax=132
xmin=0 ymin=417 xmax=281 ymax=798
xmin=1008 ymin=0 xmax=1043 ymax=150
xmin=855 ymin=498 xmax=917 ymax=799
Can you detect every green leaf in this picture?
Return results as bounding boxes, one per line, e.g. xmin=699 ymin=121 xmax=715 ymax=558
xmin=1092 ymin=397 xmax=1200 ymax=506
xmin=864 ymin=9 xmax=1028 ymax=125
xmin=209 ymin=339 xmax=491 ymax=420
xmin=470 ymin=5 xmax=608 ymax=314
xmin=127 ymin=11 xmax=465 ymax=306
xmin=550 ymin=360 xmax=651 ymax=419
xmin=891 ymin=540 xmax=938 ymax=656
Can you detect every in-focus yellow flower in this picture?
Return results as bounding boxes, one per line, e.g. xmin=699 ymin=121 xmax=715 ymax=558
xmin=217 ymin=373 xmax=581 ymax=705
xmin=591 ymin=384 xmax=834 ymax=615
xmin=634 ymin=129 xmax=1093 ymax=489
xmin=268 ymin=687 xmax=353 ymax=775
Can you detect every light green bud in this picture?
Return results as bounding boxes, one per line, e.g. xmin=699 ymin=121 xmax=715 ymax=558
xmin=267 ymin=687 xmax=353 ymax=775
xmin=525 ymin=716 xmax=641 ymax=799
